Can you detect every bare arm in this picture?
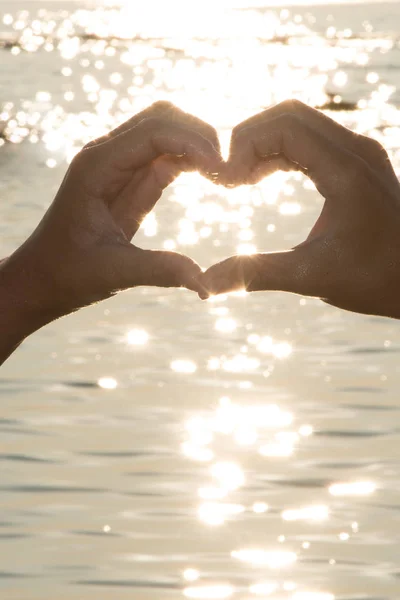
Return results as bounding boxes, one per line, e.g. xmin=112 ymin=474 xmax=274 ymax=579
xmin=0 ymin=254 xmax=56 ymax=363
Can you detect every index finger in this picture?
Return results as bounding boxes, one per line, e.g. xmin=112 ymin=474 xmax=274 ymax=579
xmin=225 ymin=112 xmax=371 ymax=201
xmin=228 ymin=99 xmax=397 ymax=189
xmin=78 ymin=116 xmax=224 ymax=196
xmin=87 ymin=100 xmax=221 ymax=155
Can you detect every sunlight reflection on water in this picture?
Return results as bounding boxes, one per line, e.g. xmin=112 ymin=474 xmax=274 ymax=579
xmin=0 ymin=1 xmax=399 ymax=599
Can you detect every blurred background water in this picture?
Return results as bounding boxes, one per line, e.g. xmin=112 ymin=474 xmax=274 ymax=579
xmin=1 ymin=1 xmax=400 ymax=599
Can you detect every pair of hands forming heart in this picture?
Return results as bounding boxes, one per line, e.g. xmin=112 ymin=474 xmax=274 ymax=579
xmin=1 ymin=99 xmax=400 ymax=363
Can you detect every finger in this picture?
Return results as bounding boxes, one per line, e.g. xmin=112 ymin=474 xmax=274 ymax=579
xmin=155 ymin=103 xmax=221 ymax=154
xmin=84 ymin=103 xmax=171 ymax=148
xmin=82 ymin=117 xmax=223 ymax=199
xmin=216 ymin=154 xmax=300 ymax=188
xmin=87 ymin=100 xmax=221 ymax=156
xmin=225 ymin=112 xmax=371 ymax=201
xmin=229 ymin=99 xmax=397 ymax=188
xmin=246 ymin=155 xmax=300 ymax=184
xmin=112 ymin=245 xmax=206 ymax=293
xmin=111 ymin=155 xmax=186 ymax=239
xmin=200 ymin=246 xmax=321 ymax=299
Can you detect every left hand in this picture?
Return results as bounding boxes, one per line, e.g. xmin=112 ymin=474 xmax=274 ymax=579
xmin=200 ymin=100 xmax=400 ymax=319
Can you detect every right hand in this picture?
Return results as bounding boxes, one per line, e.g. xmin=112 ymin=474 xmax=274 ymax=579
xmin=4 ymin=101 xmax=221 ymax=321
xmin=202 ymin=100 xmax=400 ymax=319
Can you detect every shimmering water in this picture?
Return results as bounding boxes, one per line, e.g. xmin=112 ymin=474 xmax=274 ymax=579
xmin=1 ymin=1 xmax=400 ymax=599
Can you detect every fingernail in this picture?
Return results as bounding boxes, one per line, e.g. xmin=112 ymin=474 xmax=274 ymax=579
xmin=198 ymin=291 xmax=210 ymax=301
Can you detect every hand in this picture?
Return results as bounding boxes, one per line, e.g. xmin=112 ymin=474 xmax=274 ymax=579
xmin=4 ymin=101 xmax=221 ymax=316
xmin=0 ymin=102 xmax=221 ymax=362
xmin=202 ymin=100 xmax=400 ymax=319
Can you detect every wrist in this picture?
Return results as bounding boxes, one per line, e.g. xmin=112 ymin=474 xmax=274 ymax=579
xmin=0 ymin=250 xmax=68 ymax=357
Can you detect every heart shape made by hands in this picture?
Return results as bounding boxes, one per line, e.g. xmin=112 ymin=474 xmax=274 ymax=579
xmin=21 ymin=98 xmax=400 ymax=324
xmin=3 ymin=98 xmax=399 ymax=369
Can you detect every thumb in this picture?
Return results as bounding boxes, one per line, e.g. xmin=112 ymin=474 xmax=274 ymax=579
xmin=200 ymin=248 xmax=318 ymax=299
xmin=114 ymin=245 xmax=205 ymax=293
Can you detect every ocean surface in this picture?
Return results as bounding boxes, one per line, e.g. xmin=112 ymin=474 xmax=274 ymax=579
xmin=1 ymin=1 xmax=400 ymax=599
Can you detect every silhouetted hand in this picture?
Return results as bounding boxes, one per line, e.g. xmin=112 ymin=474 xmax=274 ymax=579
xmin=202 ymin=100 xmax=400 ymax=319
xmin=8 ymin=102 xmax=221 ymax=310
xmin=0 ymin=101 xmax=221 ymax=362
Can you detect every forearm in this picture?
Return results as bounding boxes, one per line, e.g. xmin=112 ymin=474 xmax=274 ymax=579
xmin=0 ymin=252 xmax=63 ymax=364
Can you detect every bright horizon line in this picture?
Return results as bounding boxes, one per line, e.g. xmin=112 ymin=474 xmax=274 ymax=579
xmin=0 ymin=0 xmax=398 ymax=4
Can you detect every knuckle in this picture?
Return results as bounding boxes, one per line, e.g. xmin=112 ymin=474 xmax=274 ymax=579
xmin=70 ymin=145 xmax=102 ymax=181
xmin=204 ymin=123 xmax=219 ymax=143
xmin=231 ymin=123 xmax=244 ymax=140
xmin=82 ymin=140 xmax=97 ymax=151
xmin=278 ymin=98 xmax=304 ymax=113
xmin=360 ymin=135 xmax=388 ymax=161
xmin=150 ymin=100 xmax=175 ymax=113
xmin=71 ymin=146 xmax=92 ymax=168
xmin=230 ymin=125 xmax=251 ymax=148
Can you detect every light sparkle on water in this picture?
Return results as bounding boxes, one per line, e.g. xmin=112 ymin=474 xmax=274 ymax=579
xmin=126 ymin=329 xmax=149 ymax=345
xmin=0 ymin=4 xmax=395 ymax=600
xmin=183 ymin=585 xmax=234 ymax=599
xmin=97 ymin=376 xmax=118 ymax=389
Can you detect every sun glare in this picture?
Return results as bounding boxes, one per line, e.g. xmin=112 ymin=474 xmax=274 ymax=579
xmin=1 ymin=3 xmax=396 ymax=600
